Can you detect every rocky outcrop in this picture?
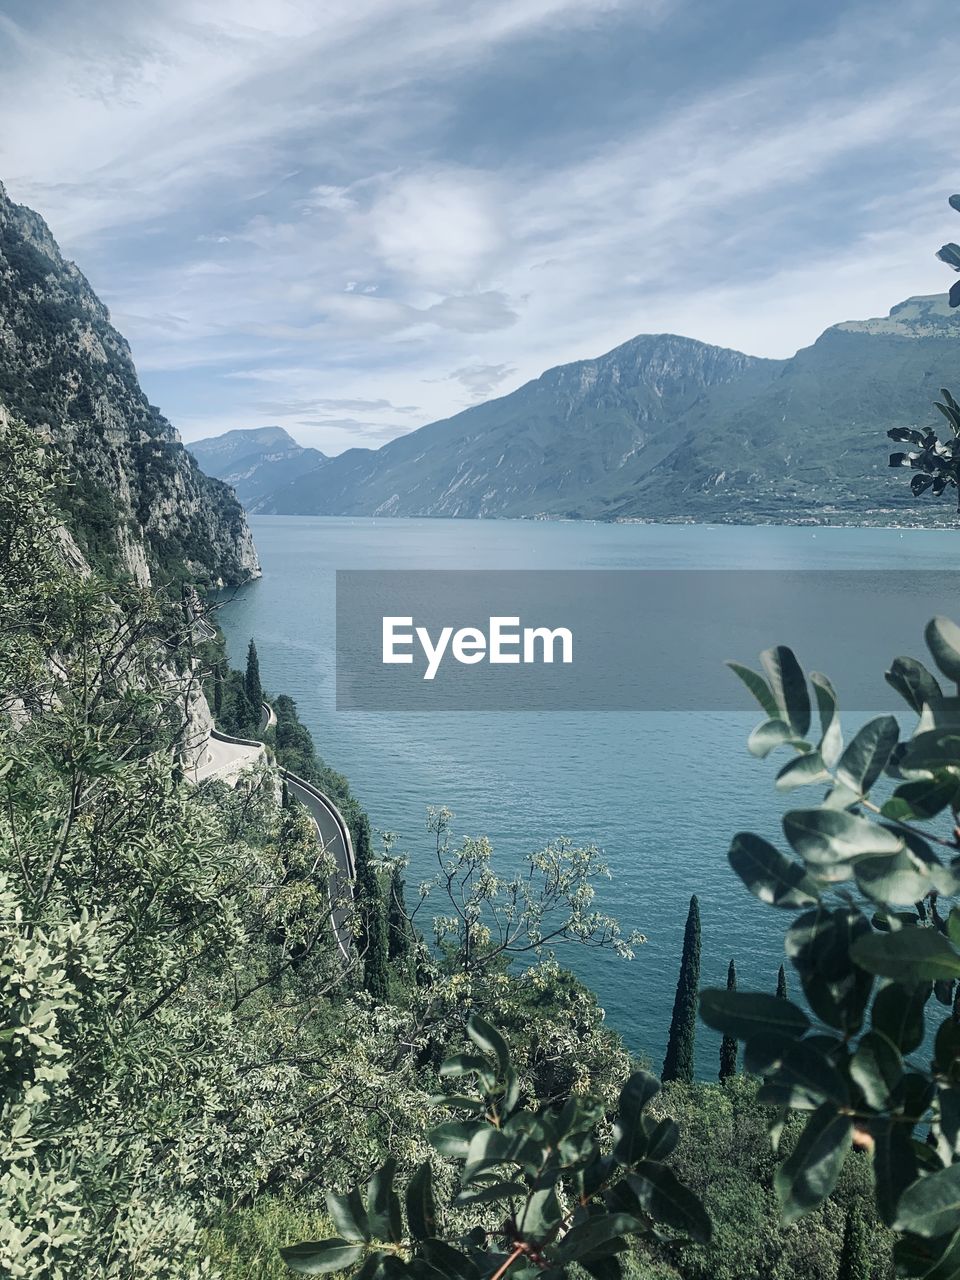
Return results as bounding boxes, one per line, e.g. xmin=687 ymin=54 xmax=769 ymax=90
xmin=0 ymin=181 xmax=260 ymax=587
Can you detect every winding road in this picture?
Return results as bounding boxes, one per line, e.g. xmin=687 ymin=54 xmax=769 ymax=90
xmin=196 ymin=703 xmax=356 ymax=962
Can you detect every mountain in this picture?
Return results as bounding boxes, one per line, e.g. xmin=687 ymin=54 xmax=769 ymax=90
xmin=0 ymin=182 xmax=259 ymax=585
xmin=187 ymin=426 xmax=326 ymax=508
xmin=260 ymin=336 xmax=781 ymax=517
xmin=258 ymin=296 xmax=960 ymax=524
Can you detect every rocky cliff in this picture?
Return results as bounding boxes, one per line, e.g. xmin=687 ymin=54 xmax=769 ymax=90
xmin=0 ymin=182 xmax=259 ymax=587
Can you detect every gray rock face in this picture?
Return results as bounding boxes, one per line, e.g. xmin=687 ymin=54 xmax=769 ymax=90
xmin=0 ymin=181 xmax=260 ymax=586
xmin=188 ymin=427 xmax=326 ymax=508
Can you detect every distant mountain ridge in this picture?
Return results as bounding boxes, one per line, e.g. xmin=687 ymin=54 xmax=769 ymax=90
xmin=188 ymin=426 xmax=326 ymax=508
xmin=254 ymin=295 xmax=960 ymax=524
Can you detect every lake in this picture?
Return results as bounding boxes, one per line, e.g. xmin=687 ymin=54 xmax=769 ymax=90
xmin=217 ymin=517 xmax=960 ymax=1077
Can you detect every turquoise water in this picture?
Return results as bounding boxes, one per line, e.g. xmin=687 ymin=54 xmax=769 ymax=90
xmin=217 ymin=518 xmax=960 ymax=1077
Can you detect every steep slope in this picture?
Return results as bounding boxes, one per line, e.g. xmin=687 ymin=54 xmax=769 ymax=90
xmin=259 ymin=296 xmax=960 ymax=524
xmin=0 ymin=182 xmax=260 ymax=585
xmin=616 ymin=295 xmax=960 ymax=522
xmin=188 ymin=426 xmax=326 ymax=507
xmin=261 ymin=335 xmax=781 ymax=517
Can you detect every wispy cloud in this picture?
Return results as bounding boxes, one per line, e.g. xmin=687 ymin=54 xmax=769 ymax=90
xmin=0 ymin=0 xmax=955 ymax=452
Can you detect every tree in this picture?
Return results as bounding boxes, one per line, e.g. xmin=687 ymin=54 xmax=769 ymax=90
xmin=888 ymin=194 xmax=960 ymax=511
xmin=424 ymin=807 xmax=644 ymax=977
xmin=213 ymin=660 xmax=223 ymax=715
xmin=354 ymin=812 xmax=390 ymax=1001
xmin=776 ymin=963 xmax=788 ymax=999
xmin=245 ymin=638 xmax=263 ymax=711
xmin=719 ymin=958 xmax=737 ymax=1081
xmin=837 ymin=1207 xmax=870 ymax=1280
xmin=701 ymin=623 xmax=960 ymax=1271
xmin=663 ymin=894 xmax=701 ymax=1084
xmin=386 ymin=861 xmax=414 ymax=968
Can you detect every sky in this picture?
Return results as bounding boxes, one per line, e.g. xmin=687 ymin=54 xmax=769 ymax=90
xmin=0 ymin=0 xmax=956 ymax=454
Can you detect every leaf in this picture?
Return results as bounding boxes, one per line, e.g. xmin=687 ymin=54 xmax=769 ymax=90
xmin=613 ymin=1071 xmax=659 ymax=1165
xmin=643 ymin=1118 xmax=680 ymax=1163
xmin=938 ymin=243 xmax=960 ymax=271
xmin=699 ymin=989 xmax=809 ymax=1041
xmin=775 ymin=752 xmax=830 ymax=792
xmin=728 ymin=832 xmax=821 ymax=909
xmin=747 ymin=718 xmax=808 ymax=759
xmin=420 ymin=1241 xmax=482 ymax=1280
xmin=367 ymin=1160 xmax=402 ymax=1244
xmin=782 ymin=809 xmax=902 ymax=866
xmin=466 ymin=1015 xmax=510 ymax=1075
xmin=429 ymin=1121 xmax=479 ymax=1158
xmin=835 ymin=716 xmax=900 ymax=795
xmin=886 ymin=657 xmax=944 ymax=715
xmin=455 ymin=1180 xmax=528 ymax=1207
xmin=850 ymin=1032 xmax=903 ymax=1110
xmin=895 ymin=1160 xmax=960 ymax=1238
xmin=439 ymin=1054 xmax=495 ymax=1081
xmin=405 ymin=1162 xmax=436 ymax=1242
xmin=727 ymin=661 xmax=779 ymax=719
xmin=554 ymin=1213 xmax=643 ymax=1263
xmin=628 ymin=1164 xmax=712 ymax=1244
xmin=871 ymin=982 xmax=929 ymax=1054
xmin=760 ymin=646 xmax=811 ymax=737
xmin=882 ymin=775 xmax=960 ymax=821
xmin=851 ymin=927 xmax=960 ymax=982
xmin=811 ymin=672 xmax=842 ymax=768
xmin=520 ymin=1186 xmax=563 ymax=1241
xmin=777 ymin=1039 xmax=850 ymax=1107
xmin=928 ymin=618 xmax=960 ymax=685
xmin=774 ymin=1104 xmax=852 ymax=1225
xmin=874 ymin=1118 xmax=920 ymax=1227
xmin=786 ymin=908 xmax=873 ymax=1034
xmin=326 ymin=1189 xmax=370 ymax=1243
xmin=280 ymin=1240 xmax=366 ymax=1274
xmin=855 ymin=853 xmax=936 ymax=907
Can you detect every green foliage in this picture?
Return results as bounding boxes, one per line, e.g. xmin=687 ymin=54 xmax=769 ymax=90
xmin=633 ymin=1076 xmax=891 ymax=1280
xmin=718 ymin=960 xmax=737 ymax=1082
xmin=280 ymin=1015 xmax=709 ymax=1278
xmin=836 ymin=1206 xmax=871 ymax=1280
xmin=246 ymin=638 xmax=264 ymax=711
xmin=662 ymin=896 xmax=700 ymax=1085
xmin=708 ymin=622 xmax=960 ymax=1273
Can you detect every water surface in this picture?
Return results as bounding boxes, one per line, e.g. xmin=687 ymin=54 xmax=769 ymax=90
xmin=218 ymin=518 xmax=960 ymax=1076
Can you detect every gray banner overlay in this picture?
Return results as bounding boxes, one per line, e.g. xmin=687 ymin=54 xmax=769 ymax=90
xmin=335 ymin=569 xmax=960 ymax=711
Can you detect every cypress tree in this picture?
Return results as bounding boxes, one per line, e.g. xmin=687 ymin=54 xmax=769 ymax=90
xmin=776 ymin=964 xmax=788 ymax=999
xmin=719 ymin=957 xmax=738 ymax=1081
xmin=354 ymin=814 xmax=390 ymax=1001
xmin=228 ymin=683 xmax=253 ymax=736
xmin=836 ymin=1207 xmax=870 ymax=1280
xmin=245 ymin=639 xmax=263 ymax=713
xmin=662 ymin=894 xmax=701 ymax=1084
xmin=212 ymin=661 xmax=223 ymax=716
xmin=387 ymin=863 xmax=413 ymax=967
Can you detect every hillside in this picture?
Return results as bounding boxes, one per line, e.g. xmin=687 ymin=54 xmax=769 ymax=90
xmin=256 ymin=296 xmax=960 ymax=523
xmin=187 ymin=425 xmax=326 ymax=508
xmin=0 ymin=182 xmax=259 ymax=585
